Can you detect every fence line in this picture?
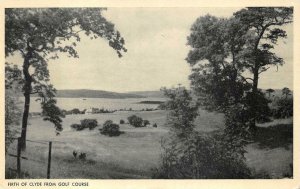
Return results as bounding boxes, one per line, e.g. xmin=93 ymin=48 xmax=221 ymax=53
xmin=7 ymin=137 xmax=53 ymax=178
xmin=26 ymin=139 xmax=48 ymax=145
xmin=7 ymin=137 xmax=64 ymax=144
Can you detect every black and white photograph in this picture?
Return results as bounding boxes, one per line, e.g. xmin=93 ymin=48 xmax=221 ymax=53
xmin=3 ymin=5 xmax=295 ymax=181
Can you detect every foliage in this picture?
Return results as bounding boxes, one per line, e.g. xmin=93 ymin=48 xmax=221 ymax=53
xmin=244 ymin=90 xmax=271 ymax=123
xmin=5 ymin=64 xmax=22 ymax=152
xmin=143 ymin=120 xmax=150 ymax=127
xmin=70 ymin=123 xmax=85 ymax=131
xmin=69 ymin=108 xmax=81 ymax=114
xmin=186 ymin=15 xmax=251 ymax=111
xmin=41 ymin=99 xmax=65 ymax=131
xmin=70 ymin=119 xmax=98 ymax=131
xmin=223 ymin=103 xmax=251 ymax=140
xmin=127 ymin=115 xmax=144 ymax=127
xmin=5 ymin=92 xmax=22 ymax=152
xmin=160 ymin=87 xmax=199 ymax=136
xmin=120 ymin=119 xmax=125 ymax=124
xmin=5 ymin=8 xmax=126 ymax=147
xmin=266 ymin=88 xmax=275 ymax=98
xmin=80 ymin=119 xmax=98 ymax=130
xmin=100 ymin=120 xmax=121 ymax=137
xmin=282 ymin=87 xmax=291 ymax=99
xmin=272 ymin=97 xmax=293 ymax=119
xmin=154 ymin=133 xmax=251 ymax=179
xmin=186 ymin=7 xmax=293 ymax=133
xmin=154 ymin=87 xmax=251 ymax=178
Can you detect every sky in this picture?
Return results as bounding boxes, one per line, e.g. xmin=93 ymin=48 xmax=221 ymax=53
xmin=6 ymin=8 xmax=293 ymax=92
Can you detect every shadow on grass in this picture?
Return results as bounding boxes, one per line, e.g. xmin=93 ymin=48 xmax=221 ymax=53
xmin=254 ymin=124 xmax=293 ymax=150
xmin=99 ymin=130 xmax=125 ymax=137
xmin=5 ymin=168 xmax=31 ymax=179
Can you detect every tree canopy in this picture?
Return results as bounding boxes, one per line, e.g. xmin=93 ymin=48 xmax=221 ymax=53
xmin=5 ymin=8 xmax=127 ymax=148
xmin=186 ymin=7 xmax=293 ymax=131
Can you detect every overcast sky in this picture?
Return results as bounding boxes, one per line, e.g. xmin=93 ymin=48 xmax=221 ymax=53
xmin=7 ymin=7 xmax=293 ymax=92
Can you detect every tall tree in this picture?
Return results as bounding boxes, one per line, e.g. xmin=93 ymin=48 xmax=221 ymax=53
xmin=5 ymin=8 xmax=127 ymax=149
xmin=187 ymin=7 xmax=293 ymax=131
xmin=234 ymin=7 xmax=293 ymax=129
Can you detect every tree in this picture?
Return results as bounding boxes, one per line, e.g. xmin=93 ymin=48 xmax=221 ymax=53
xmin=5 ymin=8 xmax=127 ymax=149
xmin=5 ymin=64 xmax=22 ymax=152
xmin=186 ymin=7 xmax=293 ymax=132
xmin=100 ymin=120 xmax=121 ymax=137
xmin=160 ymin=87 xmax=199 ymax=137
xmin=234 ymin=7 xmax=293 ymax=129
xmin=266 ymin=88 xmax=275 ymax=98
xmin=127 ymin=115 xmax=144 ymax=127
xmin=187 ymin=15 xmax=251 ymax=111
xmin=154 ymin=87 xmax=251 ymax=178
xmin=282 ymin=87 xmax=291 ymax=99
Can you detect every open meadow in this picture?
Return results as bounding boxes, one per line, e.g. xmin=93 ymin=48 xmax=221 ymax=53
xmin=5 ymin=109 xmax=292 ymax=179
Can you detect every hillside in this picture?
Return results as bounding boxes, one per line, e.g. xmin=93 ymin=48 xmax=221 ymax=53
xmin=55 ymin=89 xmax=144 ymax=99
xmin=128 ymin=90 xmax=165 ymax=98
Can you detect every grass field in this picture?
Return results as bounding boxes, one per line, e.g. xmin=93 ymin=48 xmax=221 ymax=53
xmin=5 ymin=110 xmax=292 ymax=179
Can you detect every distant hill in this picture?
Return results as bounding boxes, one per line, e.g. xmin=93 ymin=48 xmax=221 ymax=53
xmin=54 ymin=89 xmax=145 ymax=99
xmin=128 ymin=90 xmax=165 ymax=98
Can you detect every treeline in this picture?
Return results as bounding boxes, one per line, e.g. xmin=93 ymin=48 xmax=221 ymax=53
xmin=154 ymin=7 xmax=293 ymax=179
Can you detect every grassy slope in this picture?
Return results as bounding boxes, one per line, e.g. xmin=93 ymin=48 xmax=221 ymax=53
xmin=5 ymin=110 xmax=292 ymax=178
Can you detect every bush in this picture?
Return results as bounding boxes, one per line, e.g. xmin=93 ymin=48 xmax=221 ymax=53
xmin=127 ymin=115 xmax=144 ymax=127
xmin=100 ymin=120 xmax=121 ymax=137
xmin=120 ymin=119 xmax=125 ymax=124
xmin=153 ymin=87 xmax=252 ymax=179
xmin=143 ymin=120 xmax=150 ymax=127
xmin=153 ymin=133 xmax=252 ymax=179
xmin=153 ymin=123 xmax=158 ymax=128
xmin=272 ymin=97 xmax=293 ymax=119
xmin=70 ymin=123 xmax=85 ymax=131
xmin=70 ymin=119 xmax=98 ymax=131
xmin=80 ymin=119 xmax=98 ymax=130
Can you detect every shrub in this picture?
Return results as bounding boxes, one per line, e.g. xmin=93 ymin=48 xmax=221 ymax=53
xmin=71 ymin=108 xmax=81 ymax=114
xmin=153 ymin=87 xmax=252 ymax=179
xmin=80 ymin=119 xmax=98 ymax=130
xmin=153 ymin=133 xmax=252 ymax=179
xmin=120 ymin=119 xmax=125 ymax=124
xmin=70 ymin=123 xmax=85 ymax=131
xmin=143 ymin=120 xmax=150 ymax=127
xmin=153 ymin=123 xmax=158 ymax=128
xmin=127 ymin=115 xmax=144 ymax=127
xmin=244 ymin=91 xmax=271 ymax=124
xmin=100 ymin=120 xmax=121 ymax=137
xmin=272 ymin=97 xmax=293 ymax=119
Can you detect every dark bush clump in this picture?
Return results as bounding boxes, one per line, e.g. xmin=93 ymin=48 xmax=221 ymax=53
xmin=143 ymin=120 xmax=150 ymax=127
xmin=120 ymin=119 xmax=125 ymax=124
xmin=127 ymin=115 xmax=144 ymax=127
xmin=272 ymin=98 xmax=293 ymax=119
xmin=153 ymin=123 xmax=158 ymax=128
xmin=81 ymin=119 xmax=98 ymax=130
xmin=70 ymin=123 xmax=85 ymax=131
xmin=70 ymin=119 xmax=98 ymax=131
xmin=100 ymin=120 xmax=122 ymax=137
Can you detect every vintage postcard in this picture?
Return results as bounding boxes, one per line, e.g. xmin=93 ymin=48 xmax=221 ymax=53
xmin=1 ymin=0 xmax=299 ymax=189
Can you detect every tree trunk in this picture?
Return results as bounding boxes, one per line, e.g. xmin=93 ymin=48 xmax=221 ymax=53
xmin=20 ymin=50 xmax=32 ymax=150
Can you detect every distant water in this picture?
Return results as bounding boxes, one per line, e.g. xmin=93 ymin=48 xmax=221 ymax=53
xmin=24 ymin=97 xmax=166 ymax=112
